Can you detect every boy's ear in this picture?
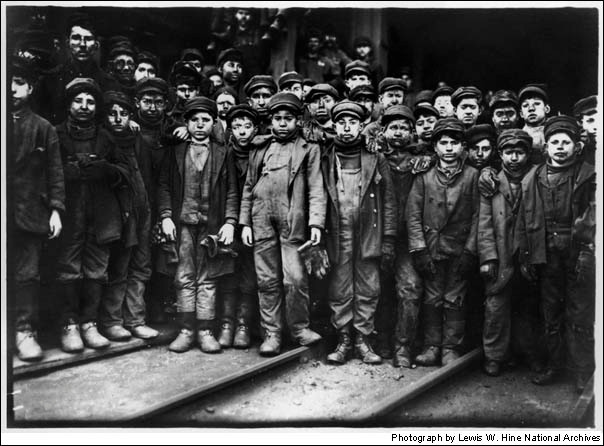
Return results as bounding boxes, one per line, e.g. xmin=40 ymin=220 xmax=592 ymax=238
xmin=544 ymin=104 xmax=551 ymax=115
xmin=134 ymin=97 xmax=140 ymax=109
xmin=358 ymin=121 xmax=365 ymax=133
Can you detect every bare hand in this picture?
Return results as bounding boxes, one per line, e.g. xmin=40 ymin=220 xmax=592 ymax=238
xmin=242 ymin=226 xmax=254 ymax=247
xmin=48 ymin=210 xmax=62 ymax=239
xmin=129 ymin=120 xmax=140 ymax=133
xmin=173 ymin=126 xmax=189 ymax=140
xmin=218 ymin=223 xmax=235 ymax=245
xmin=310 ymin=227 xmax=321 ymax=246
xmin=161 ymin=217 xmax=177 ymax=242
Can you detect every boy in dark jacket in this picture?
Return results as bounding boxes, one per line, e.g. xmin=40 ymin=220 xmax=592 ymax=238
xmin=239 ymin=92 xmax=327 ymax=356
xmin=158 ymin=97 xmax=239 ymax=353
xmin=10 ymin=59 xmax=65 ymax=361
xmin=407 ymin=118 xmax=480 ymax=367
xmin=516 ymin=116 xmax=596 ymax=393
xmin=573 ymin=95 xmax=598 ymax=166
xmin=322 ymin=101 xmax=396 ymax=365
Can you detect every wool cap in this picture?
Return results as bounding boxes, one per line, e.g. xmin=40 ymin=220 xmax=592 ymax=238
xmin=180 ymin=48 xmax=204 ymax=65
xmin=65 ymin=77 xmax=102 ymax=104
xmin=212 ymin=85 xmax=239 ymax=102
xmin=278 ymin=71 xmax=304 ymax=90
xmin=331 ymin=100 xmax=366 ymax=122
xmin=378 ymin=77 xmax=407 ymax=94
xmin=544 ymin=115 xmax=580 ymax=141
xmin=244 ymin=75 xmax=277 ymax=96
xmin=432 ymin=85 xmax=454 ymax=101
xmin=431 ymin=117 xmax=465 ymax=142
xmin=573 ymin=95 xmax=597 ymax=118
xmin=380 ymin=104 xmax=415 ymax=127
xmin=489 ymin=89 xmax=519 ymax=109
xmin=217 ymin=48 xmax=243 ymax=68
xmin=104 ymin=90 xmax=134 ymax=113
xmin=108 ymin=44 xmax=136 ymax=61
xmin=413 ymin=103 xmax=440 ymax=120
xmin=304 ymin=83 xmax=340 ymax=103
xmin=170 ymin=60 xmax=201 ymax=87
xmin=137 ymin=51 xmax=160 ymax=70
xmin=349 ymin=85 xmax=377 ymax=101
xmin=466 ymin=124 xmax=497 ymax=146
xmin=226 ymin=104 xmax=259 ymax=126
xmin=303 ymin=78 xmax=317 ymax=88
xmin=136 ymin=77 xmax=169 ymax=97
xmin=497 ymin=128 xmax=533 ymax=151
xmin=344 ymin=60 xmax=371 ymax=78
xmin=451 ymin=86 xmax=482 ymax=107
xmin=353 ymin=36 xmax=373 ymax=48
xmin=183 ymin=97 xmax=217 ymax=120
xmin=518 ymin=84 xmax=548 ymax=103
xmin=267 ymin=92 xmax=303 ymax=114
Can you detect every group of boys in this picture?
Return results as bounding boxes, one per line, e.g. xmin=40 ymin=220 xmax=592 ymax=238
xmin=10 ymin=12 xmax=597 ymax=395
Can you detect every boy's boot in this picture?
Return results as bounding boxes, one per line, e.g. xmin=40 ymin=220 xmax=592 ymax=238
xmin=393 ymin=345 xmax=412 ymax=368
xmin=16 ymin=329 xmax=43 ymax=362
xmin=15 ymin=283 xmax=43 ymax=361
xmin=169 ymin=312 xmax=196 ymax=353
xmin=354 ymin=330 xmax=382 ymax=364
xmin=103 ymin=325 xmax=132 ymax=341
xmin=327 ymin=324 xmax=352 ymax=364
xmin=59 ymin=282 xmax=85 ymax=353
xmin=80 ymin=281 xmax=110 ymax=349
xmin=198 ymin=320 xmax=221 ymax=353
xmin=259 ymin=331 xmax=281 ymax=356
xmin=233 ymin=317 xmax=251 ymax=349
xmin=294 ymin=327 xmax=322 ymax=346
xmin=218 ymin=321 xmax=235 ymax=348
xmin=442 ymin=306 xmax=465 ymax=366
xmin=81 ymin=322 xmax=110 ymax=349
xmin=415 ymin=304 xmax=442 ymax=366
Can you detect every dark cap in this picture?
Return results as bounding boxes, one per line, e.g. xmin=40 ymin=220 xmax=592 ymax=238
xmin=544 ymin=115 xmax=580 ymax=141
xmin=212 ymin=86 xmax=239 ymax=102
xmin=345 ymin=60 xmax=371 ymax=78
xmin=432 ymin=85 xmax=454 ymax=101
xmin=104 ymin=90 xmax=134 ymax=113
xmin=378 ymin=77 xmax=407 ymax=94
xmin=11 ymin=56 xmax=37 ymax=83
xmin=65 ymin=77 xmax=102 ymax=104
xmin=278 ymin=71 xmax=304 ymax=90
xmin=184 ymin=97 xmax=217 ymax=120
xmin=226 ymin=104 xmax=259 ymax=126
xmin=451 ymin=86 xmax=482 ymax=107
xmin=217 ymin=48 xmax=243 ymax=68
xmin=413 ymin=90 xmax=434 ymax=107
xmin=573 ymin=95 xmax=597 ymax=118
xmin=170 ymin=60 xmax=201 ymax=87
xmin=497 ymin=128 xmax=533 ymax=151
xmin=67 ymin=12 xmax=96 ymax=36
xmin=353 ymin=36 xmax=373 ymax=48
xmin=489 ymin=89 xmax=519 ymax=110
xmin=108 ymin=44 xmax=136 ymax=61
xmin=180 ymin=48 xmax=204 ymax=65
xmin=244 ymin=75 xmax=277 ymax=96
xmin=431 ymin=117 xmax=465 ymax=142
xmin=349 ymin=84 xmax=377 ymax=101
xmin=381 ymin=104 xmax=415 ymax=127
xmin=136 ymin=77 xmax=169 ymax=97
xmin=303 ymin=78 xmax=316 ymax=88
xmin=267 ymin=92 xmax=303 ymax=114
xmin=413 ymin=104 xmax=440 ymax=120
xmin=331 ymin=100 xmax=366 ymax=122
xmin=466 ymin=124 xmax=497 ymax=146
xmin=518 ymin=84 xmax=548 ymax=103
xmin=137 ymin=51 xmax=159 ymax=71
xmin=304 ymin=83 xmax=340 ymax=103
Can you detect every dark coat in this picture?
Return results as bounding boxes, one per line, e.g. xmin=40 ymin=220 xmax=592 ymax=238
xmin=239 ymin=134 xmax=327 ymax=243
xmin=12 ymin=108 xmax=65 ymax=234
xmin=157 ymin=140 xmax=240 ymax=279
xmin=321 ymin=143 xmax=397 ymax=263
xmin=407 ymin=160 xmax=479 ymax=260
xmin=515 ymin=161 xmax=596 ymax=265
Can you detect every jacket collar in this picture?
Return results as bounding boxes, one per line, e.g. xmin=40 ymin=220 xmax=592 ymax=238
xmin=175 ymin=139 xmax=226 ymax=192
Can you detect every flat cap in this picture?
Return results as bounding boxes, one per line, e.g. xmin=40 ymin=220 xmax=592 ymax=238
xmin=497 ymin=128 xmax=533 ymax=151
xmin=278 ymin=71 xmax=304 ymax=90
xmin=431 ymin=117 xmax=465 ymax=142
xmin=180 ymin=48 xmax=204 ymax=65
xmin=466 ymin=124 xmax=497 ymax=146
xmin=11 ymin=56 xmax=37 ymax=83
xmin=267 ymin=92 xmax=303 ymax=114
xmin=137 ymin=51 xmax=159 ymax=70
xmin=136 ymin=77 xmax=169 ymax=97
xmin=432 ymin=85 xmax=454 ymax=100
xmin=212 ymin=86 xmax=239 ymax=102
xmin=104 ymin=90 xmax=135 ymax=113
xmin=518 ymin=84 xmax=548 ymax=103
xmin=345 ymin=60 xmax=371 ymax=78
xmin=413 ymin=90 xmax=434 ymax=107
xmin=489 ymin=89 xmax=519 ymax=109
xmin=244 ymin=75 xmax=277 ymax=96
xmin=184 ymin=97 xmax=217 ymax=120
xmin=544 ymin=115 xmax=580 ymax=141
xmin=353 ymin=36 xmax=373 ymax=48
xmin=304 ymin=83 xmax=340 ymax=103
xmin=108 ymin=44 xmax=136 ymax=61
xmin=217 ymin=48 xmax=243 ymax=68
xmin=349 ymin=84 xmax=377 ymax=101
xmin=413 ymin=103 xmax=440 ymax=120
xmin=378 ymin=77 xmax=407 ymax=94
xmin=226 ymin=104 xmax=259 ymax=126
xmin=331 ymin=100 xmax=366 ymax=122
xmin=451 ymin=86 xmax=482 ymax=107
xmin=303 ymin=78 xmax=317 ymax=88
xmin=381 ymin=104 xmax=415 ymax=127
xmin=170 ymin=60 xmax=201 ymax=86
xmin=573 ymin=95 xmax=597 ymax=118
xmin=65 ymin=77 xmax=102 ymax=104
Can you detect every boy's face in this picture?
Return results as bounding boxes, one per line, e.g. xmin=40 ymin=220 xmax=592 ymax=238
xmin=68 ymin=25 xmax=97 ymax=62
xmin=455 ymin=98 xmax=481 ymax=126
xmin=307 ymin=37 xmax=321 ymax=52
xmin=185 ymin=58 xmax=203 ymax=73
xmin=545 ymin=131 xmax=579 ymax=166
xmin=112 ymin=54 xmax=135 ymax=81
xmin=434 ymin=134 xmax=464 ymax=163
xmin=11 ymin=75 xmax=33 ymax=109
xmin=492 ymin=106 xmax=518 ymax=132
xmin=355 ymin=97 xmax=375 ymax=117
xmin=231 ymin=116 xmax=257 ymax=147
xmin=581 ymin=112 xmax=598 ymax=137
xmin=69 ymin=92 xmax=96 ymax=123
xmin=134 ymin=62 xmax=156 ymax=81
xmin=309 ymin=94 xmax=336 ymax=123
xmin=355 ymin=45 xmax=371 ymax=59
xmin=209 ymin=74 xmax=224 ymax=88
xmin=500 ymin=146 xmax=528 ymax=171
xmin=235 ymin=9 xmax=252 ymax=30
xmin=216 ymin=93 xmax=236 ymax=120
xmin=176 ymin=83 xmax=199 ymax=102
xmin=106 ymin=103 xmax=132 ymax=134
xmin=415 ymin=113 xmax=437 ymax=142
xmin=384 ymin=119 xmax=413 ymax=148
xmin=434 ymin=95 xmax=454 ymax=118
xmin=220 ymin=61 xmax=243 ymax=84
xmin=136 ymin=93 xmax=166 ymax=120
xmin=186 ymin=111 xmax=214 ymax=142
xmin=334 ymin=115 xmax=363 ymax=142
xmin=379 ymin=89 xmax=405 ymax=109
xmin=468 ymin=138 xmax=494 ymax=168
xmin=271 ymin=109 xmax=298 ymax=138
xmin=345 ymin=74 xmax=371 ymax=91
xmin=520 ymin=96 xmax=549 ymax=126
xmin=282 ymin=83 xmax=303 ymax=101
xmin=248 ymin=87 xmax=273 ymax=117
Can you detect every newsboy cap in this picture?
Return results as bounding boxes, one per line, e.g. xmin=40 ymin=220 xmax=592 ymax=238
xmin=378 ymin=77 xmax=407 ymax=94
xmin=381 ymin=104 xmax=415 ymax=127
xmin=413 ymin=90 xmax=434 ymax=108
xmin=451 ymin=86 xmax=482 ymax=107
xmin=108 ymin=44 xmax=136 ymax=61
xmin=573 ymin=95 xmax=597 ymax=118
xmin=267 ymin=92 xmax=303 ymax=114
xmin=345 ymin=60 xmax=371 ymax=78
xmin=349 ymin=85 xmax=377 ymax=102
xmin=244 ymin=75 xmax=277 ymax=96
xmin=226 ymin=104 xmax=259 ymax=126
xmin=137 ymin=51 xmax=160 ymax=71
xmin=489 ymin=89 xmax=519 ymax=110
xmin=518 ymin=84 xmax=549 ymax=104
xmin=104 ymin=90 xmax=134 ymax=113
xmin=544 ymin=115 xmax=580 ymax=141
xmin=497 ymin=128 xmax=533 ymax=151
xmin=65 ymin=77 xmax=102 ymax=104
xmin=331 ymin=100 xmax=366 ymax=122
xmin=183 ymin=97 xmax=217 ymax=120
xmin=466 ymin=124 xmax=497 ymax=147
xmin=217 ymin=48 xmax=243 ymax=68
xmin=304 ymin=83 xmax=340 ymax=103
xmin=413 ymin=103 xmax=440 ymax=120
xmin=180 ymin=48 xmax=204 ymax=65
xmin=431 ymin=117 xmax=465 ymax=142
xmin=432 ymin=85 xmax=454 ymax=101
xmin=136 ymin=77 xmax=169 ymax=97
xmin=170 ymin=60 xmax=201 ymax=87
xmin=278 ymin=71 xmax=304 ymax=90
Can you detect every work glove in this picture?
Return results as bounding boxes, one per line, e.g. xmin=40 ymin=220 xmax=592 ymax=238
xmin=200 ymin=234 xmax=239 ymax=258
xmin=575 ymin=249 xmax=595 ymax=283
xmin=456 ymin=250 xmax=477 ymax=278
xmin=480 ymin=260 xmax=498 ymax=282
xmin=380 ymin=238 xmax=396 ymax=274
xmin=298 ymin=240 xmax=331 ymax=280
xmin=478 ymin=166 xmax=500 ymax=198
xmin=411 ymin=155 xmax=434 ymax=174
xmin=411 ymin=249 xmax=437 ymax=280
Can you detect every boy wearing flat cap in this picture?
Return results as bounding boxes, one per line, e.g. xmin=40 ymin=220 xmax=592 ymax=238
xmin=321 ymin=100 xmax=396 ymax=365
xmin=212 ymin=86 xmax=239 ymax=145
xmin=245 ymin=75 xmax=277 ymax=135
xmin=344 ymin=60 xmax=372 ymax=94
xmin=158 ymin=97 xmax=239 ymax=353
xmin=518 ymin=84 xmax=550 ymax=162
xmin=466 ymin=124 xmax=499 ymax=171
xmin=573 ymin=95 xmax=598 ymax=165
xmin=217 ymin=48 xmax=245 ymax=101
xmin=363 ymin=77 xmax=407 ymax=152
xmin=406 ymin=117 xmax=479 ymax=367
xmin=239 ymin=92 xmax=326 ymax=356
xmin=135 ymin=51 xmax=159 ymax=82
xmin=490 ymin=90 xmax=520 ymax=134
xmin=107 ymin=44 xmax=137 ymax=97
xmin=165 ymin=61 xmax=202 ymax=141
xmin=452 ymin=86 xmax=483 ymax=128
xmin=432 ymin=86 xmax=455 ymax=118
xmin=515 ymin=115 xmax=595 ymax=393
xmin=302 ymin=83 xmax=340 ymax=146
xmin=100 ymin=91 xmax=158 ymax=341
xmin=478 ymin=129 xmax=542 ymax=377
xmin=278 ymin=71 xmax=304 ymax=101
xmin=54 ymin=78 xmax=127 ymax=353
xmin=414 ymin=103 xmax=440 ymax=152
xmin=350 ymin=85 xmax=378 ymax=126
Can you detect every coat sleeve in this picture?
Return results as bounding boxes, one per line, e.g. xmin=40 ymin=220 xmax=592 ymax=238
xmin=45 ymin=124 xmax=65 ymax=213
xmin=378 ymin=153 xmax=397 ymax=239
xmin=463 ymin=170 xmax=480 ymax=256
xmin=239 ymin=151 xmax=255 ymax=227
xmin=478 ymin=193 xmax=498 ymax=265
xmin=513 ymin=187 xmax=528 ymax=258
xmin=306 ymin=143 xmax=327 ymax=229
xmin=223 ymin=148 xmax=240 ymax=226
xmin=406 ymin=174 xmax=427 ymax=252
xmin=157 ymin=147 xmax=173 ymax=220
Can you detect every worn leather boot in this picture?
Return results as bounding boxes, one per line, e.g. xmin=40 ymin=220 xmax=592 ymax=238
xmin=392 ymin=345 xmax=412 ymax=368
xmin=198 ymin=329 xmax=222 ymax=353
xmin=81 ymin=322 xmax=110 ymax=349
xmin=355 ymin=332 xmax=382 ymax=364
xmin=102 ymin=325 xmax=132 ymax=341
xmin=61 ymin=322 xmax=84 ymax=353
xmin=327 ymin=326 xmax=352 ymax=364
xmin=232 ymin=324 xmax=251 ymax=349
xmin=259 ymin=331 xmax=281 ymax=356
xmin=169 ymin=328 xmax=194 ymax=353
xmin=294 ymin=328 xmax=322 ymax=346
xmin=441 ymin=348 xmax=461 ymax=366
xmin=16 ymin=330 xmax=43 ymax=361
xmin=130 ymin=325 xmax=159 ymax=339
xmin=415 ymin=346 xmax=441 ymax=366
xmin=218 ymin=322 xmax=234 ymax=348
